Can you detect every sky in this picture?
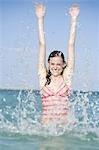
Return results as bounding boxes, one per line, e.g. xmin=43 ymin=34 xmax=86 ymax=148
xmin=0 ymin=0 xmax=99 ymax=91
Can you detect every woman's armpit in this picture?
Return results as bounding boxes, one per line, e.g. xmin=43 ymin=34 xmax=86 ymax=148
xmin=38 ymin=72 xmax=47 ymax=89
xmin=63 ymin=67 xmax=74 ymax=86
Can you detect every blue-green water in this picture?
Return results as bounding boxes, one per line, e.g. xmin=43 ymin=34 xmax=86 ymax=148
xmin=0 ymin=90 xmax=99 ymax=150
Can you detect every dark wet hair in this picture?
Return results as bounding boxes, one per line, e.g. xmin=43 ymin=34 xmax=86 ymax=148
xmin=46 ymin=50 xmax=66 ymax=85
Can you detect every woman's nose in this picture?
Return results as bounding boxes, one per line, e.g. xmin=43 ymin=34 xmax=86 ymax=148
xmin=54 ymin=65 xmax=57 ymax=69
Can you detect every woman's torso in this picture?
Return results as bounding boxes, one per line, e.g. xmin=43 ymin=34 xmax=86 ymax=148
xmin=40 ymin=80 xmax=71 ymax=123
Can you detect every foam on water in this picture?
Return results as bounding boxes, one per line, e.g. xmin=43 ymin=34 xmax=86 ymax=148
xmin=0 ymin=90 xmax=99 ymax=139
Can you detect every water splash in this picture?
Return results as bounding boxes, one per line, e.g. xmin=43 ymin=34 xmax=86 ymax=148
xmin=0 ymin=90 xmax=99 ymax=138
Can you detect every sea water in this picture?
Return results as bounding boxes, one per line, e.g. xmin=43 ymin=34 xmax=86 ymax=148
xmin=0 ymin=89 xmax=99 ymax=150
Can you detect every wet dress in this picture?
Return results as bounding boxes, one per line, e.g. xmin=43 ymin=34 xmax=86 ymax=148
xmin=40 ymin=81 xmax=71 ymax=123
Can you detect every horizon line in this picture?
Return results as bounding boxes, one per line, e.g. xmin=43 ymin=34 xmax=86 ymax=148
xmin=0 ymin=87 xmax=98 ymax=92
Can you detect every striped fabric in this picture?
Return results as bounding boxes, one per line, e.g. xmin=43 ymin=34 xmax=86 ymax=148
xmin=40 ymin=82 xmax=71 ymax=122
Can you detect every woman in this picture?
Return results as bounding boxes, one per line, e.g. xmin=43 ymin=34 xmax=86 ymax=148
xmin=35 ymin=4 xmax=80 ymax=125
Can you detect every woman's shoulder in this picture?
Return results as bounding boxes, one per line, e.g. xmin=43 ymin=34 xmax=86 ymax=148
xmin=62 ymin=74 xmax=72 ymax=89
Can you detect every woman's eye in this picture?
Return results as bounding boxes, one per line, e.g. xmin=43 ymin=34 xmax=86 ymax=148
xmin=57 ymin=64 xmax=61 ymax=66
xmin=50 ymin=63 xmax=62 ymax=66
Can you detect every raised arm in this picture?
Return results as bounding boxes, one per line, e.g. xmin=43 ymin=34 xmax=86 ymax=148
xmin=63 ymin=5 xmax=80 ymax=85
xmin=67 ymin=5 xmax=80 ymax=68
xmin=35 ymin=4 xmax=47 ymax=88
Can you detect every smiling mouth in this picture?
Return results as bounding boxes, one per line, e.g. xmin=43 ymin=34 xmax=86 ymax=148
xmin=52 ymin=70 xmax=59 ymax=74
xmin=53 ymin=69 xmax=58 ymax=71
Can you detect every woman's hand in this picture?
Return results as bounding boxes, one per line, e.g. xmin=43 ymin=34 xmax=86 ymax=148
xmin=35 ymin=4 xmax=46 ymax=18
xmin=69 ymin=4 xmax=80 ymax=19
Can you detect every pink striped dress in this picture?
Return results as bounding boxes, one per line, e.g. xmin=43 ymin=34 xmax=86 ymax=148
xmin=40 ymin=82 xmax=71 ymax=123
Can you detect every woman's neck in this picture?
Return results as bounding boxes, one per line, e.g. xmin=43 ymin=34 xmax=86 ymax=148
xmin=50 ymin=75 xmax=63 ymax=83
xmin=47 ymin=75 xmax=63 ymax=92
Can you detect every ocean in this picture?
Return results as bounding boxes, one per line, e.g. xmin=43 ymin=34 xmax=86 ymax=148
xmin=0 ymin=89 xmax=99 ymax=150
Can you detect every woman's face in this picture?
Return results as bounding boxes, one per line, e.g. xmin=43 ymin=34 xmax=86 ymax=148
xmin=49 ymin=56 xmax=65 ymax=77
